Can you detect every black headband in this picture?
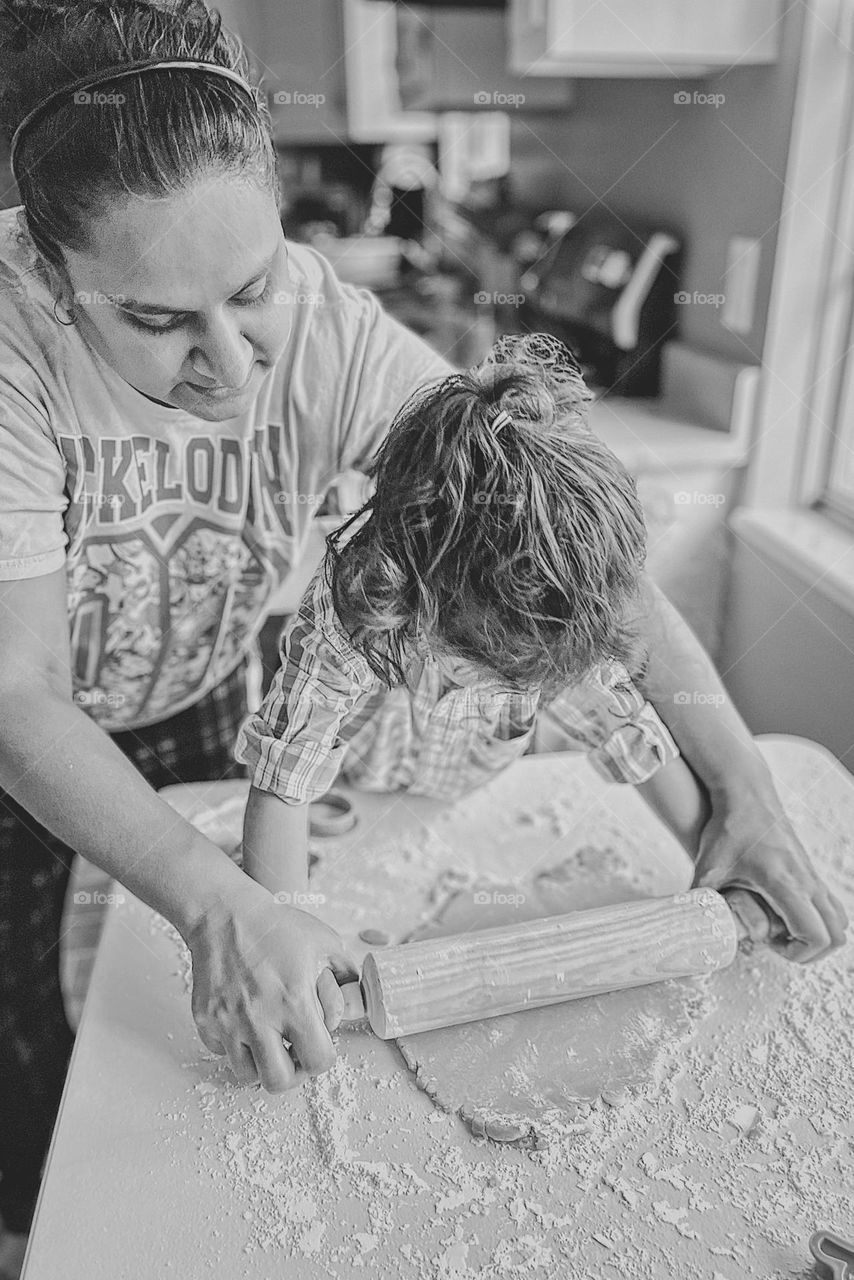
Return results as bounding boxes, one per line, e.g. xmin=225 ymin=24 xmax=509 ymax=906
xmin=10 ymin=58 xmax=256 ymax=181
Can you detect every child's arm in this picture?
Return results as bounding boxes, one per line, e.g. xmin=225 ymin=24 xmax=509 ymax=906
xmin=633 ymin=754 xmax=711 ymax=862
xmin=242 ymin=787 xmax=310 ymax=898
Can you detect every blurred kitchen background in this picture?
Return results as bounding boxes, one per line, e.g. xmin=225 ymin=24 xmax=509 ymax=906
xmin=3 ymin=0 xmax=851 ymax=773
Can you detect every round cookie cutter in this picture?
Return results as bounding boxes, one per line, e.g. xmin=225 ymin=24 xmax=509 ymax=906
xmin=309 ymin=790 xmax=357 ymax=837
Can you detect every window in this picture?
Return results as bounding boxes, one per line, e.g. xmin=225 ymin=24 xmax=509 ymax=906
xmin=746 ymin=0 xmax=854 ymax=531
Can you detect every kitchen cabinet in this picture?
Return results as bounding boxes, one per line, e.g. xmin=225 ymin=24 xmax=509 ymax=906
xmin=397 ymin=5 xmax=573 ymax=111
xmin=508 ymin=0 xmax=781 ymax=77
xmin=262 ymin=0 xmax=349 ymax=143
xmin=343 ymin=0 xmax=437 ymax=143
xmin=588 ymin=344 xmax=759 ymax=659
xmin=217 ymin=0 xmax=437 ymax=145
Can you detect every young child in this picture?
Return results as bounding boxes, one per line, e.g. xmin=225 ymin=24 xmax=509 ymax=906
xmin=236 ymin=333 xmax=708 ymax=897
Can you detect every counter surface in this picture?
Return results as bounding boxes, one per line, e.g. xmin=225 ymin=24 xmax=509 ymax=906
xmin=23 ymin=738 xmax=854 ymax=1280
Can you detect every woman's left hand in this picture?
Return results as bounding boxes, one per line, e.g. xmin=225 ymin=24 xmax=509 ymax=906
xmin=691 ymin=790 xmax=848 ymax=962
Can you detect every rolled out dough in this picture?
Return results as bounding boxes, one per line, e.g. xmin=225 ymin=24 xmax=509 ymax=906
xmin=395 ymin=851 xmax=712 ymax=1148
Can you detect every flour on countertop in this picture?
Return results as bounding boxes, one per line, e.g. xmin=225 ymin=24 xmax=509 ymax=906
xmin=154 ymin=750 xmax=854 ymax=1278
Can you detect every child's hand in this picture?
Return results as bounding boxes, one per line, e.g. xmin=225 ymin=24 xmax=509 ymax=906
xmin=184 ymin=878 xmax=358 ymax=1092
xmin=691 ymin=794 xmax=848 ymax=962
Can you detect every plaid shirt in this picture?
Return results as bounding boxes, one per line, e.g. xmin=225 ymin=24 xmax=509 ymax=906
xmin=236 ymin=562 xmax=681 ymax=804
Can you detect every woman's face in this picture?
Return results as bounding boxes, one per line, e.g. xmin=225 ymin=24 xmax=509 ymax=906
xmin=53 ymin=176 xmax=292 ymax=421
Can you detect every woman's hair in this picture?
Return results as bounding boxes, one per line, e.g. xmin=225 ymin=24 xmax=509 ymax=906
xmin=329 ymin=334 xmax=650 ymax=695
xmin=0 ymin=0 xmax=277 ymax=270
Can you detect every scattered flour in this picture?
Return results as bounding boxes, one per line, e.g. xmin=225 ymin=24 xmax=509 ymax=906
xmin=154 ymin=750 xmax=854 ymax=1278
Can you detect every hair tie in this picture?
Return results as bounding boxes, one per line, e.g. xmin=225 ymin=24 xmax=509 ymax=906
xmin=491 ymin=409 xmax=513 ymax=436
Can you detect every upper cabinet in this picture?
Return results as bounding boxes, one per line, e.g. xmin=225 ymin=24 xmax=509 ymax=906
xmin=396 ymin=5 xmax=574 ymax=112
xmin=216 ymin=0 xmax=349 ymax=142
xmin=508 ymin=0 xmax=782 ymax=77
xmin=217 ymin=0 xmax=438 ymax=144
xmin=342 ymin=0 xmax=437 ymax=144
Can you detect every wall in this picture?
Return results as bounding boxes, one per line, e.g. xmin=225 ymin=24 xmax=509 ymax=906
xmin=720 ymin=535 xmax=854 ymax=774
xmin=507 ymin=0 xmax=806 ymax=363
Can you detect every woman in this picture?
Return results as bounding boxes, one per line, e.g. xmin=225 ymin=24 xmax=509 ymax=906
xmin=0 ymin=0 xmax=451 ymax=1254
xmin=0 ymin=0 xmax=845 ymax=1264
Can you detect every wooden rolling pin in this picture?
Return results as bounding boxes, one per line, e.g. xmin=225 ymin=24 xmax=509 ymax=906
xmin=340 ymin=887 xmax=741 ymax=1039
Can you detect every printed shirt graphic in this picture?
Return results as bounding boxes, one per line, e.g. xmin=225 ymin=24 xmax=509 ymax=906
xmin=0 ymin=208 xmax=451 ymax=729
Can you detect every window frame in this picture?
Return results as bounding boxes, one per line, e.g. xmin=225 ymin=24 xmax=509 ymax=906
xmin=744 ymin=0 xmax=854 ymax=523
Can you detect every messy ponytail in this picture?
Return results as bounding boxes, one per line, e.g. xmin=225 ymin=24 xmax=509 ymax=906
xmin=0 ymin=0 xmax=276 ymax=269
xmin=329 ymin=334 xmax=649 ymax=693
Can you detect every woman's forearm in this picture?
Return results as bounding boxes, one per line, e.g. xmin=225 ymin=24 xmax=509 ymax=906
xmin=636 ymin=576 xmax=775 ymax=803
xmin=242 ymin=786 xmax=310 ymax=897
xmin=0 ymin=680 xmax=250 ymax=938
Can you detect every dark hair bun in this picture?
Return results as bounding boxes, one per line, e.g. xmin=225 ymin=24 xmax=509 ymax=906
xmin=473 ymin=332 xmax=593 ymax=435
xmin=483 ymin=332 xmax=589 ymax=392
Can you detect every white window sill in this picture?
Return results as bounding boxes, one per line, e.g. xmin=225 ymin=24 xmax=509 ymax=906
xmin=729 ymin=507 xmax=854 ymax=616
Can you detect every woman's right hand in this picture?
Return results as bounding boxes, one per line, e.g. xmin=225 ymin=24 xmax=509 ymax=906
xmin=183 ymin=879 xmax=357 ymax=1092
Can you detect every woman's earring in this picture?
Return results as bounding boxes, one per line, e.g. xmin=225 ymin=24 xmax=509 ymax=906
xmin=53 ymin=297 xmax=76 ymax=326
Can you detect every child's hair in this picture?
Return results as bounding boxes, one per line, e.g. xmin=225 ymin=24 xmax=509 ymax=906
xmin=328 ymin=333 xmax=649 ymax=695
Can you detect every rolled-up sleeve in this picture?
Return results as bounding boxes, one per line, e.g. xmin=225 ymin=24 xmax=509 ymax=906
xmin=542 ymin=659 xmax=681 ymax=785
xmin=234 ymin=570 xmax=377 ymax=803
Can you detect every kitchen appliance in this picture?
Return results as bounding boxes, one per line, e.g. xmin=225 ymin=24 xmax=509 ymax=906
xmin=519 ymin=210 xmax=681 ymax=396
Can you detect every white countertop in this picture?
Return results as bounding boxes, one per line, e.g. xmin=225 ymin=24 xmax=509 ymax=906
xmin=590 ymin=395 xmax=749 ymax=472
xmin=22 ymin=738 xmax=854 ymax=1280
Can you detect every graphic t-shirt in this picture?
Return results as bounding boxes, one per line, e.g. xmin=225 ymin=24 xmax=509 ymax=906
xmin=0 ymin=207 xmax=450 ymax=729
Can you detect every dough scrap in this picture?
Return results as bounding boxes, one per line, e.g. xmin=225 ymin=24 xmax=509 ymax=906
xmin=396 ymin=852 xmax=709 ymax=1148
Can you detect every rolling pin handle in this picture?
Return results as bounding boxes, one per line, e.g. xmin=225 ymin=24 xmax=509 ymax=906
xmin=339 ymin=979 xmax=367 ymax=1023
xmin=723 ymin=887 xmax=787 ymax=945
